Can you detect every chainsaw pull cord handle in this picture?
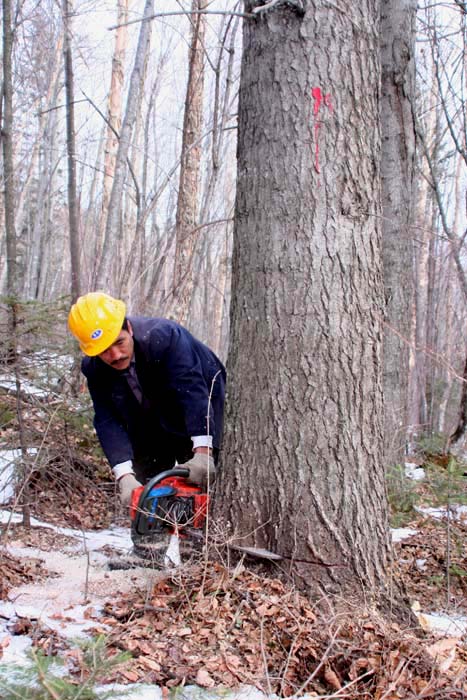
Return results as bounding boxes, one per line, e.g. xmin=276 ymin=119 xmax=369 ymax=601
xmin=135 ymin=468 xmax=190 ymax=512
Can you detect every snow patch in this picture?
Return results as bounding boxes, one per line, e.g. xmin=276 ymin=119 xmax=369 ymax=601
xmin=416 ymin=505 xmax=467 ymax=521
xmin=0 ymin=509 xmax=133 ymax=551
xmin=0 ymin=449 xmax=38 ymax=504
xmin=415 ymin=611 xmax=467 ymax=637
xmin=391 ymin=527 xmax=418 ymax=542
xmin=0 ymin=375 xmax=49 ymax=399
xmin=405 ymin=462 xmax=426 ymax=481
xmin=0 ymin=632 xmax=32 ymax=666
xmin=94 ymin=684 xmax=281 ymax=699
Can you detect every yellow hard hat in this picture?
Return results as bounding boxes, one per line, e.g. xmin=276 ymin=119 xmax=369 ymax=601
xmin=68 ymin=292 xmax=126 ymax=356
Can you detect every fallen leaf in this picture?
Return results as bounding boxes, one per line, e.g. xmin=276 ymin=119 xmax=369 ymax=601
xmin=139 ymin=656 xmax=161 ymax=672
xmin=120 ymin=669 xmax=139 ymax=682
xmin=195 ymin=668 xmax=216 ymax=688
xmin=324 ymin=665 xmax=341 ymax=690
xmin=426 ymin=637 xmax=458 ymax=658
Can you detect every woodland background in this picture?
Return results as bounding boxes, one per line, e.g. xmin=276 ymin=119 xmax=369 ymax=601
xmin=1 ymin=0 xmax=467 ymax=495
xmin=3 ymin=3 xmax=467 ymax=695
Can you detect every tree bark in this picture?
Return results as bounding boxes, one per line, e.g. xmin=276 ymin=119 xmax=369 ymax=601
xmin=172 ymin=0 xmax=207 ymax=325
xmin=1 ymin=0 xmax=19 ymax=367
xmin=216 ymin=0 xmax=390 ymax=599
xmin=2 ymin=0 xmax=17 ymax=307
xmin=63 ymin=0 xmax=81 ymax=302
xmin=380 ymin=0 xmax=417 ymax=464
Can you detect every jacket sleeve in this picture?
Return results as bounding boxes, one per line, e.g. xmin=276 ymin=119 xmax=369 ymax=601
xmin=150 ymin=323 xmax=218 ymax=439
xmin=83 ymin=362 xmax=135 ymax=467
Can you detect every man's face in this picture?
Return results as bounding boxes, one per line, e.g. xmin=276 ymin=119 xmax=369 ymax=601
xmin=98 ymin=325 xmax=134 ymax=370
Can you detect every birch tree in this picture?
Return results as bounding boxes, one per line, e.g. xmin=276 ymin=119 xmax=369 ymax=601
xmin=95 ymin=0 xmax=154 ymax=293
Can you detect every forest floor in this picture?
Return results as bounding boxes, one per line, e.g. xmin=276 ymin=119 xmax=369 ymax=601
xmin=2 ymin=391 xmax=467 ymax=697
xmin=1 ymin=466 xmax=467 ymax=699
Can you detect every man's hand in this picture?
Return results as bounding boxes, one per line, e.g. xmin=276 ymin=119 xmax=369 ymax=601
xmin=185 ymin=452 xmax=216 ymax=488
xmin=118 ymin=473 xmax=142 ymax=506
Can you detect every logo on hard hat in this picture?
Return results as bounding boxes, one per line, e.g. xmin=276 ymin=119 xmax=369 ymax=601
xmin=91 ymin=329 xmax=103 ymax=340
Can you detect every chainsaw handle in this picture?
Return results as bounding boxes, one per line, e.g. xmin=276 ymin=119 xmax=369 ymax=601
xmin=135 ymin=468 xmax=190 ymax=510
xmin=146 ymin=468 xmax=190 ymax=487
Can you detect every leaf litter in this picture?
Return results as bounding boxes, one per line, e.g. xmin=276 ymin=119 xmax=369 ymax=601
xmin=93 ymin=560 xmax=467 ymax=697
xmin=2 ymin=509 xmax=467 ymax=696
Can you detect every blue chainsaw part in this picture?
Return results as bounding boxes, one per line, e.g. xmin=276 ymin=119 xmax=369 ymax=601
xmin=131 ymin=468 xmax=191 ymax=540
xmin=144 ymin=485 xmax=176 ymax=524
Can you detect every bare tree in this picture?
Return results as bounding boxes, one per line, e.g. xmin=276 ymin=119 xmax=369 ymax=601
xmin=2 ymin=0 xmax=17 ymax=321
xmin=172 ymin=0 xmax=208 ymax=325
xmin=413 ymin=2 xmax=467 ymax=451
xmin=95 ymin=0 xmax=154 ymax=293
xmin=380 ymin=0 xmax=417 ymax=464
xmin=92 ymin=0 xmax=129 ymax=289
xmin=62 ymin=0 xmax=81 ymax=301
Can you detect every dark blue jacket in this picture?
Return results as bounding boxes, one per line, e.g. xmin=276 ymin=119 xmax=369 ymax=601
xmin=82 ymin=317 xmax=226 ymax=467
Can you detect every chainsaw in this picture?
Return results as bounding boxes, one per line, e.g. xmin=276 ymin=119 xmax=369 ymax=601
xmin=128 ymin=468 xmax=209 ymax=565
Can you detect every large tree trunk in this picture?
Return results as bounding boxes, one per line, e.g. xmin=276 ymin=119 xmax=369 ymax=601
xmin=216 ymin=0 xmax=389 ymax=599
xmin=380 ymin=0 xmax=417 ymax=464
xmin=172 ymin=0 xmax=207 ymax=325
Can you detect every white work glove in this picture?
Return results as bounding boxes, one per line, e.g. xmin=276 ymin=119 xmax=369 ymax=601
xmin=185 ymin=453 xmax=216 ymax=488
xmin=118 ymin=473 xmax=142 ymax=507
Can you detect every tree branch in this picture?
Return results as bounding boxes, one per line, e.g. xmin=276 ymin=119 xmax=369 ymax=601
xmin=108 ymin=9 xmax=255 ymax=31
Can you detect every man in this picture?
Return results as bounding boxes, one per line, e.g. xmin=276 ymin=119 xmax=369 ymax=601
xmin=68 ymin=292 xmax=226 ymax=507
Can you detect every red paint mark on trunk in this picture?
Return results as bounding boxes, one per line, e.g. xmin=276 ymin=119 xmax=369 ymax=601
xmin=311 ymin=86 xmax=323 ymax=115
xmin=311 ymin=87 xmax=333 ymax=174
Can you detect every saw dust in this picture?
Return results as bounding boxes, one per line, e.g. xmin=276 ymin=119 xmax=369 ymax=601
xmin=393 ymin=514 xmax=467 ymax=614
xmin=95 ymin=561 xmax=467 ymax=697
xmin=0 ymin=547 xmax=162 ymax=621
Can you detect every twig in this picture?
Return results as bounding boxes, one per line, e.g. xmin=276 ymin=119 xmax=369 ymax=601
xmin=199 ymin=369 xmax=222 ymax=597
xmin=311 ymin=669 xmax=375 ymax=699
xmin=259 ymin=617 xmax=273 ymax=697
xmin=32 ymin=648 xmax=62 ymax=700
xmin=292 ymin=624 xmax=342 ymax=696
xmin=108 ymin=9 xmax=255 ymax=31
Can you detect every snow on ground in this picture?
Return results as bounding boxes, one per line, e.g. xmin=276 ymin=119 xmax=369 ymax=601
xmin=94 ymin=683 xmax=284 ymax=699
xmin=0 ymin=449 xmax=38 ymax=505
xmin=0 ymin=517 xmax=157 ymax=644
xmin=0 ymin=508 xmax=133 ymax=551
xmin=0 ymin=510 xmax=465 ymax=697
xmin=391 ymin=527 xmax=419 ymax=543
xmin=0 ymin=375 xmax=49 ymax=399
xmin=391 ymin=515 xmax=467 ymax=636
xmin=416 ymin=505 xmax=467 ymax=520
xmin=405 ymin=462 xmax=426 ymax=481
xmin=0 ymin=513 xmax=286 ymax=699
xmin=416 ymin=612 xmax=467 ymax=637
